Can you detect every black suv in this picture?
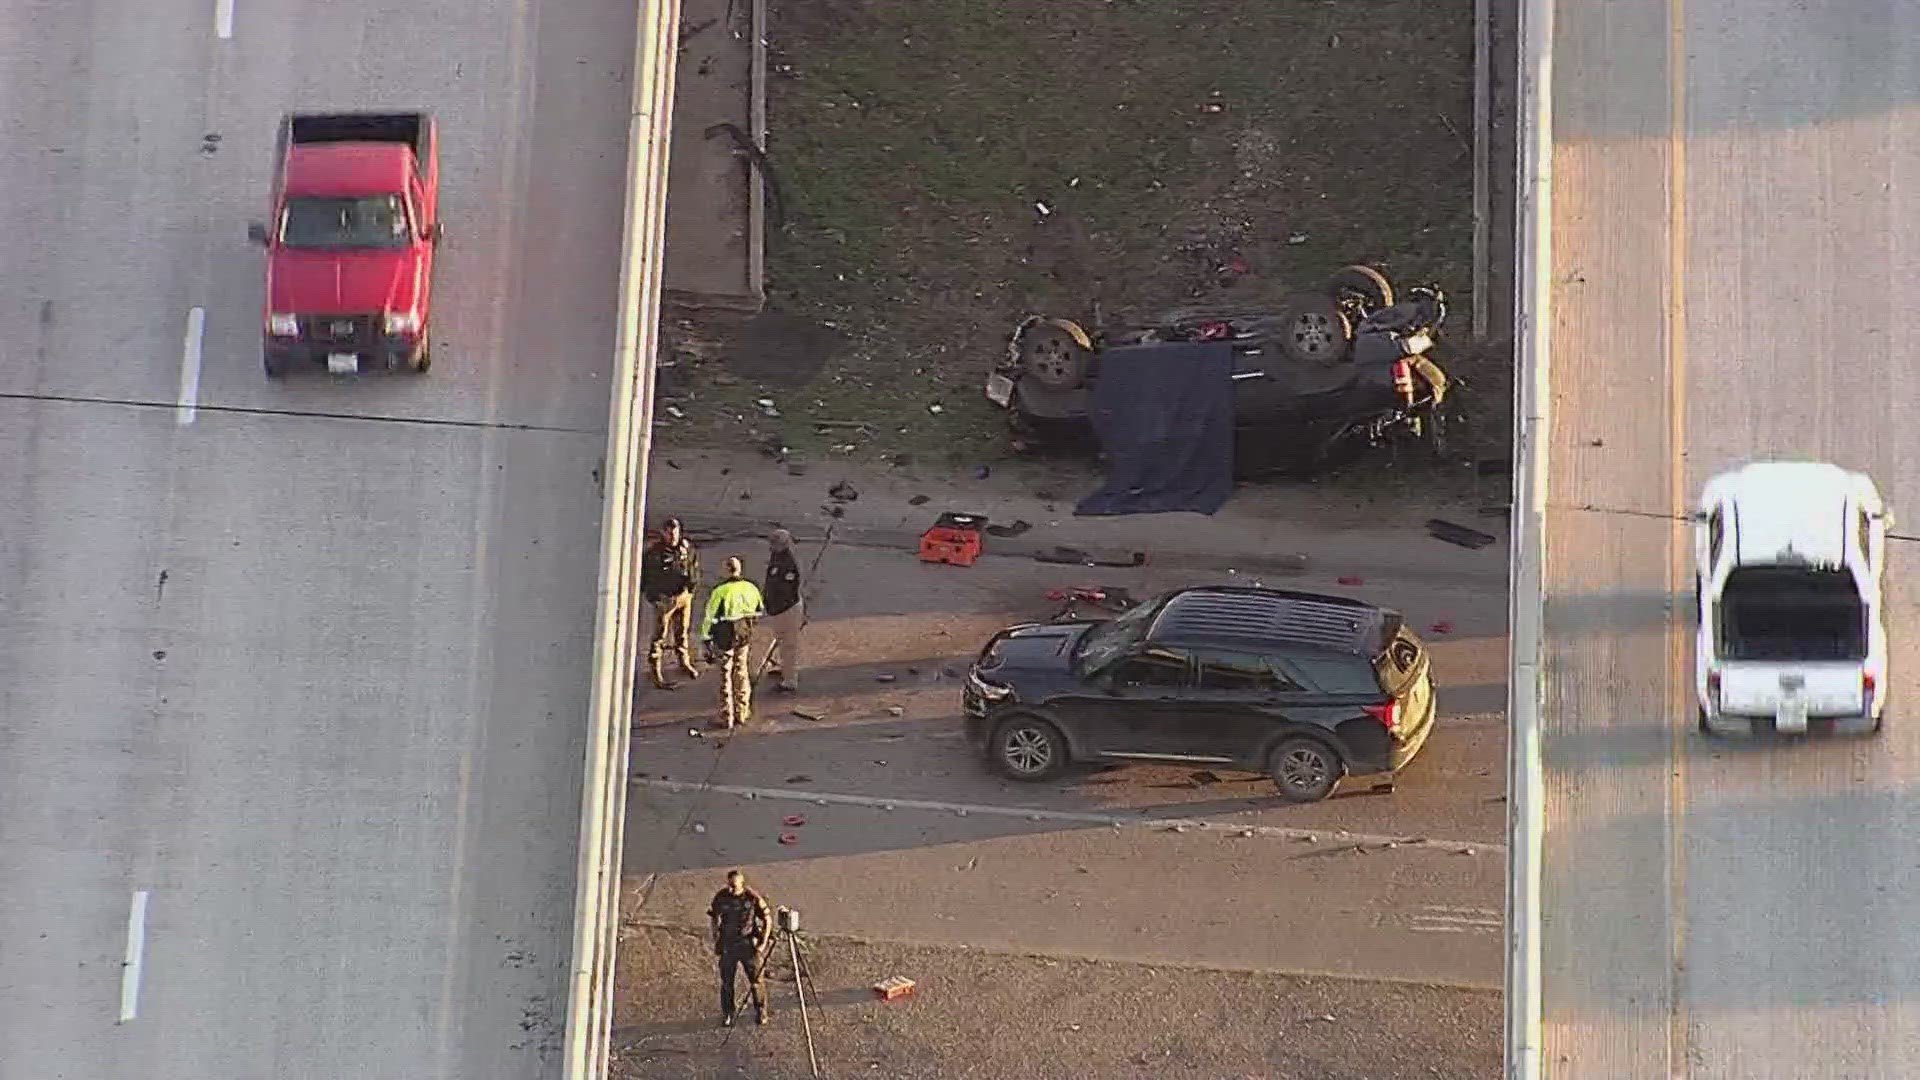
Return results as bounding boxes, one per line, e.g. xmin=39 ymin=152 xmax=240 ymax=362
xmin=961 ymin=586 xmax=1437 ymax=802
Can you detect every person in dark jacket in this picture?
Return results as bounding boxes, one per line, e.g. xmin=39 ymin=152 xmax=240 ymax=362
xmin=639 ymin=517 xmax=702 ymax=689
xmin=755 ymin=529 xmax=806 ymax=692
xmin=708 ymin=870 xmax=773 ymax=1026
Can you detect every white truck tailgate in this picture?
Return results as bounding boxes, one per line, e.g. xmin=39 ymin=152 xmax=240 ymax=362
xmin=1720 ymin=662 xmax=1865 ymax=731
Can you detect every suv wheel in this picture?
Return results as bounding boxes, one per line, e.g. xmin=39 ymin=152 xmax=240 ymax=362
xmin=990 ymin=715 xmax=1067 ymax=781
xmin=1269 ymin=737 xmax=1342 ymax=803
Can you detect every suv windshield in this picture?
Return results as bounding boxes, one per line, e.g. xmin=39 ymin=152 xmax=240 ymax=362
xmin=280 ymin=194 xmax=410 ymax=249
xmin=1070 ymin=601 xmax=1157 ymax=676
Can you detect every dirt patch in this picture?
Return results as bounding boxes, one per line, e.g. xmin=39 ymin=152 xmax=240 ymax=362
xmin=611 ymin=924 xmax=1501 ymax=1080
xmin=656 ymin=0 xmax=1496 ymax=495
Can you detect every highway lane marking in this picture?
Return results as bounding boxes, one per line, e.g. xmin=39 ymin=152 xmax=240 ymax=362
xmin=629 ymin=777 xmax=1503 ymax=854
xmin=214 ymin=0 xmax=234 ymax=39
xmin=176 ymin=307 xmax=204 ymax=425
xmin=118 ymin=890 xmax=150 ymax=1022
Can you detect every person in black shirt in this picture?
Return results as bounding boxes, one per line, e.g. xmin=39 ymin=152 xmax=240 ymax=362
xmin=755 ymin=529 xmax=806 ymax=692
xmin=639 ymin=517 xmax=702 ymax=690
xmin=707 ymin=869 xmax=773 ymax=1026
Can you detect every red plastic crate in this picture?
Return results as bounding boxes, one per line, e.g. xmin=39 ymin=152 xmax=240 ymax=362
xmin=919 ymin=513 xmax=986 ymax=567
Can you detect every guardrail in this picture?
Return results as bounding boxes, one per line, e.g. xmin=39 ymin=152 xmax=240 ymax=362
xmin=561 ymin=1 xmax=684 ymax=1077
xmin=1503 ymin=0 xmax=1553 ymax=1077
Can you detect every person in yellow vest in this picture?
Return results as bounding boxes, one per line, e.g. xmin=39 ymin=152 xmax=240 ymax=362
xmin=700 ymin=556 xmax=765 ymax=729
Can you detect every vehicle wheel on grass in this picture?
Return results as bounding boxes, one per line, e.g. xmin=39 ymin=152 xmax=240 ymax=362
xmin=1268 ymin=737 xmax=1342 ymax=803
xmin=1019 ymin=323 xmax=1090 ymax=391
xmin=1327 ymin=264 xmax=1394 ymax=309
xmin=1275 ymin=292 xmax=1352 ymax=364
xmin=990 ymin=714 xmax=1067 ymax=781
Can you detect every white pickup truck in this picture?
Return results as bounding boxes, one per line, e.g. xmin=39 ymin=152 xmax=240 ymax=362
xmin=1693 ymin=461 xmax=1890 ymax=737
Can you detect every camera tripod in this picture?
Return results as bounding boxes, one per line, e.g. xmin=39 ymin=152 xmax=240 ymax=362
xmin=744 ymin=909 xmax=824 ymax=1077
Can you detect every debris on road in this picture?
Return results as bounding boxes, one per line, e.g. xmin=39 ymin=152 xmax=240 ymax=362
xmin=1428 ymin=620 xmax=1454 ymax=635
xmin=919 ymin=512 xmax=987 ymax=567
xmin=872 ymin=975 xmax=917 ymax=1002
xmin=778 ymin=833 xmax=800 ymax=845
xmin=784 ymin=774 xmax=813 ymax=784
xmin=828 ymin=480 xmax=860 ymax=502
xmin=1426 ymin=518 xmax=1497 ymax=549
xmin=783 ymin=815 xmax=807 ymax=827
xmin=885 ymin=705 xmax=906 ymax=717
xmin=984 ymin=519 xmax=1031 ymax=537
xmin=874 ymin=673 xmax=897 ymax=683
xmin=792 ymin=707 xmax=827 ymax=721
xmin=908 ymin=493 xmax=930 ymax=506
xmin=1337 ymin=575 xmax=1364 ymax=586
xmin=1034 ymin=545 xmax=1148 ymax=568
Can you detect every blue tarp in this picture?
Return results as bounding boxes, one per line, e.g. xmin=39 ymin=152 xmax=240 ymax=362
xmin=1074 ymin=341 xmax=1235 ymax=517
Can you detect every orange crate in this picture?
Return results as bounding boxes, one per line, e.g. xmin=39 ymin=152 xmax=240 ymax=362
xmin=919 ymin=513 xmax=986 ymax=567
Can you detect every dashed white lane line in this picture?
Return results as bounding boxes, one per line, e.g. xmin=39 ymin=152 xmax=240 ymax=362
xmin=119 ymin=890 xmax=149 ymax=1022
xmin=176 ymin=307 xmax=204 ymax=425
xmin=214 ymin=0 xmax=234 ymax=39
xmin=628 ymin=778 xmax=1503 ymax=855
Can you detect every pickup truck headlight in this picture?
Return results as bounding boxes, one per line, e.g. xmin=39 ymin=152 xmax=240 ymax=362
xmin=267 ymin=313 xmax=299 ymax=337
xmin=383 ymin=311 xmax=421 ymax=335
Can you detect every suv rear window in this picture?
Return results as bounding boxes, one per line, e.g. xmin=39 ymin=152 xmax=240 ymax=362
xmin=1289 ymin=657 xmax=1383 ymax=695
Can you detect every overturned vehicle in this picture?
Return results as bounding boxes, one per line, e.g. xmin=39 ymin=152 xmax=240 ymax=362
xmin=983 ymin=265 xmax=1453 ymax=478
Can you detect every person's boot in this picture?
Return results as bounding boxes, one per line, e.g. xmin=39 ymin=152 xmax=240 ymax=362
xmin=755 ymin=1006 xmax=768 ymax=1026
xmin=721 ymin=1012 xmax=735 ymax=1028
xmin=680 ymin=654 xmax=704 ymax=678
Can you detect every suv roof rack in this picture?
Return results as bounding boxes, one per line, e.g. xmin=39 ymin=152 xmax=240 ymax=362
xmin=1148 ymin=586 xmax=1396 ymax=656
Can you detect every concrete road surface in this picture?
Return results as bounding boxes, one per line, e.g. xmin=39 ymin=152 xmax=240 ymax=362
xmin=0 ymin=2 xmax=632 ymax=1077
xmin=1544 ymin=1 xmax=1920 ymax=1075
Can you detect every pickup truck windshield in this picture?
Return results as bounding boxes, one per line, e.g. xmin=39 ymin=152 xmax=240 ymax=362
xmin=1717 ymin=566 xmax=1867 ymax=662
xmin=281 ymin=195 xmax=410 ymax=249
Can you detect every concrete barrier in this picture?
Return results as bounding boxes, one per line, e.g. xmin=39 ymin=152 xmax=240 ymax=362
xmin=1503 ymin=1 xmax=1553 ymax=1078
xmin=560 ymin=1 xmax=684 ymax=1077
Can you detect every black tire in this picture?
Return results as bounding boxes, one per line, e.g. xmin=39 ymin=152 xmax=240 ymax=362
xmin=1269 ymin=736 xmax=1342 ymax=803
xmin=1327 ymin=264 xmax=1394 ymax=309
xmin=1275 ymin=292 xmax=1352 ymax=364
xmin=413 ymin=342 xmax=432 ymax=373
xmin=1697 ymin=706 xmax=1711 ymax=735
xmin=1019 ymin=323 xmax=1090 ymax=391
xmin=989 ymin=714 xmax=1068 ymax=781
xmin=263 ymin=353 xmax=286 ymax=380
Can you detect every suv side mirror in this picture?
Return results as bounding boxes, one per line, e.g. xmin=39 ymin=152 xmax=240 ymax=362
xmin=246 ymin=222 xmax=269 ymax=245
xmin=426 ymin=222 xmax=444 ymax=244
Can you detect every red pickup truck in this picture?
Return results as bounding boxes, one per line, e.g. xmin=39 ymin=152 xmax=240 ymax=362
xmin=247 ymin=112 xmax=441 ymax=378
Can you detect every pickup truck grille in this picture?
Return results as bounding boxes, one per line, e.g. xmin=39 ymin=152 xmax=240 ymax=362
xmin=299 ymin=314 xmax=378 ymax=351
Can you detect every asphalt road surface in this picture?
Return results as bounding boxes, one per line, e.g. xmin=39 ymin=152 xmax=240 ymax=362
xmin=622 ymin=535 xmax=1510 ymax=993
xmin=1543 ymin=1 xmax=1920 ymax=1075
xmin=0 ymin=2 xmax=632 ymax=1077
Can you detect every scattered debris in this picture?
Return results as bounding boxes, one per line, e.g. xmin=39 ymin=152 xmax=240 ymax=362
xmin=1427 ymin=518 xmax=1498 ymax=549
xmin=920 ymin=512 xmax=988 ymax=567
xmin=1034 ymin=545 xmax=1148 ymax=568
xmin=828 ymin=480 xmax=859 ymax=502
xmin=872 ymin=975 xmax=917 ymax=1002
xmin=692 ymin=822 xmax=707 ymax=834
xmin=927 ymin=403 xmax=945 ymax=415
xmin=885 ymin=705 xmax=905 ymax=717
xmin=1337 ymin=575 xmax=1364 ymax=586
xmin=973 ymin=465 xmax=991 ymax=480
xmin=984 ymin=519 xmax=1031 ymax=538
xmin=664 ymin=405 xmax=685 ymax=419
xmin=1428 ymin=620 xmax=1454 ymax=635
xmin=784 ymin=774 xmax=813 ymax=784
xmin=908 ymin=494 xmax=930 ymax=506
xmin=1188 ymin=770 xmax=1223 ymax=787
xmin=688 ymin=728 xmax=704 ymax=738
xmin=791 ymin=707 xmax=827 ymax=722
xmin=778 ymin=833 xmax=800 ymax=846
xmin=1287 ymin=231 xmax=1309 ymax=244
xmin=783 ymin=815 xmax=807 ymax=828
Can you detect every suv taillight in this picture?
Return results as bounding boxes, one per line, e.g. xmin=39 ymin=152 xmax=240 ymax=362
xmin=1864 ymin=672 xmax=1877 ymax=711
xmin=1364 ymin=700 xmax=1398 ymax=732
xmin=1706 ymin=669 xmax=1721 ymax=711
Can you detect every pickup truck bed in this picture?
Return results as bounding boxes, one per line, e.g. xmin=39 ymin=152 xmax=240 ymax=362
xmin=288 ymin=113 xmax=428 ymax=159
